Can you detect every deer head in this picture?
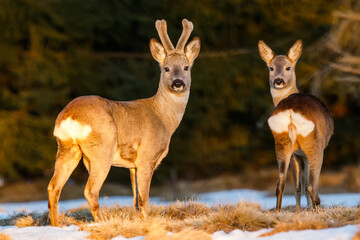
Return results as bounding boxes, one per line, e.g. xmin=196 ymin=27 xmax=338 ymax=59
xmin=150 ymin=19 xmax=200 ymax=93
xmin=258 ymin=40 xmax=302 ymax=90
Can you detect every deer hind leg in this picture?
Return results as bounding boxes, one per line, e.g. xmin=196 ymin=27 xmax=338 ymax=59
xmin=303 ymin=148 xmax=323 ymax=211
xmin=290 ymin=155 xmax=302 ymax=213
xmin=83 ymin=153 xmax=112 ymax=223
xmin=48 ymin=141 xmax=82 ymax=226
xmin=307 ymin=151 xmax=323 ymax=211
xmin=304 ymin=159 xmax=312 ymax=207
xmin=275 ymin=142 xmax=293 ymax=212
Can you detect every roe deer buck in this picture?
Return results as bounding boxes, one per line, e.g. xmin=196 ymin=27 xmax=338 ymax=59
xmin=258 ymin=40 xmax=333 ymax=212
xmin=47 ymin=19 xmax=200 ymax=226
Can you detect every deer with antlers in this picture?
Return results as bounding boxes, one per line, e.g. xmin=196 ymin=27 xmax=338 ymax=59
xmin=47 ymin=19 xmax=200 ymax=226
xmin=258 ymin=40 xmax=333 ymax=212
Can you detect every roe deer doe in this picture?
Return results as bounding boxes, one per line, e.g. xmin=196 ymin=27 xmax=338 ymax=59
xmin=258 ymin=40 xmax=333 ymax=212
xmin=47 ymin=19 xmax=200 ymax=226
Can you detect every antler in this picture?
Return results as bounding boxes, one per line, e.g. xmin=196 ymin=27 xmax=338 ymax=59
xmin=155 ymin=20 xmax=175 ymax=53
xmin=176 ymin=19 xmax=194 ymax=51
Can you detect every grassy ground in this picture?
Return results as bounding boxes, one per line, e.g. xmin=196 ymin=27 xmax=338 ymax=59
xmin=2 ymin=202 xmax=359 ymax=240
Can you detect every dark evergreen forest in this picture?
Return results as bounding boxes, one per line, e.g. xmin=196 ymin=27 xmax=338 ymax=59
xmin=0 ymin=0 xmax=359 ymax=184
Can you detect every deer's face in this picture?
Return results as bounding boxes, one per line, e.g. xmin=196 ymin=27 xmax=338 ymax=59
xmin=268 ymin=56 xmax=296 ymax=89
xmin=258 ymin=40 xmax=302 ymax=91
xmin=161 ymin=53 xmax=191 ymax=93
xmin=150 ymin=19 xmax=200 ymax=94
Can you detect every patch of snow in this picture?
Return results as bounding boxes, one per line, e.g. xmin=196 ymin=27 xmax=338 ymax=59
xmin=196 ymin=190 xmax=360 ymax=210
xmin=212 ymin=225 xmax=360 ymax=240
xmin=0 ymin=225 xmax=89 ymax=240
xmin=212 ymin=228 xmax=271 ymax=239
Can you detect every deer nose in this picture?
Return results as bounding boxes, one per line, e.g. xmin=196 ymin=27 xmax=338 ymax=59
xmin=171 ymin=79 xmax=185 ymax=90
xmin=274 ymin=78 xmax=285 ymax=86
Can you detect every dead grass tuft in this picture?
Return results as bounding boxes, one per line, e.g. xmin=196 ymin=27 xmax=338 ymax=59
xmin=261 ymin=207 xmax=360 ymax=236
xmin=0 ymin=233 xmax=12 ymax=240
xmin=2 ymin=201 xmax=360 ymax=239
xmin=15 ymin=215 xmax=37 ymax=228
xmin=144 ymin=223 xmax=211 ymax=240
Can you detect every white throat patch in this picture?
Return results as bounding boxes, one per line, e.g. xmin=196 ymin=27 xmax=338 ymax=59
xmin=54 ymin=117 xmax=92 ymax=142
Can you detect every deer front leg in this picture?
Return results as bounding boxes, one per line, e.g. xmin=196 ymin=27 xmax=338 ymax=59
xmin=130 ymin=168 xmax=140 ymax=211
xmin=135 ymin=165 xmax=154 ymax=217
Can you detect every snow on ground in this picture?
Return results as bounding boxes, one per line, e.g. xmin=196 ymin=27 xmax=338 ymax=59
xmin=1 ymin=189 xmax=359 ymax=219
xmin=1 ymin=224 xmax=359 ymax=240
xmin=212 ymin=224 xmax=360 ymax=240
xmin=0 ymin=189 xmax=359 ymax=240
xmin=0 ymin=225 xmax=88 ymax=240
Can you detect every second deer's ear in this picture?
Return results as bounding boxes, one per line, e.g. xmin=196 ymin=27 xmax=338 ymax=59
xmin=288 ymin=40 xmax=302 ymax=63
xmin=258 ymin=40 xmax=275 ymax=65
xmin=150 ymin=38 xmax=166 ymax=65
xmin=185 ymin=37 xmax=200 ymax=64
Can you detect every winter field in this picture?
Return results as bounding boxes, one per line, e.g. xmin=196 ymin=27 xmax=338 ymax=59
xmin=0 ymin=189 xmax=359 ymax=240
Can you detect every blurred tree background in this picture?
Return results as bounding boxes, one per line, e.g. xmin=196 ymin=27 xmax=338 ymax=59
xmin=0 ymin=0 xmax=359 ymax=185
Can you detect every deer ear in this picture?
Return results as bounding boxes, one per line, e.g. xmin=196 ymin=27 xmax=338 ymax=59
xmin=150 ymin=38 xmax=166 ymax=65
xmin=288 ymin=40 xmax=302 ymax=63
xmin=185 ymin=37 xmax=200 ymax=64
xmin=258 ymin=40 xmax=275 ymax=64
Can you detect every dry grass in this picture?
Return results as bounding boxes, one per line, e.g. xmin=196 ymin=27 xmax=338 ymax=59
xmin=15 ymin=215 xmax=37 ymax=228
xmin=10 ymin=201 xmax=360 ymax=240
xmin=0 ymin=233 xmax=12 ymax=240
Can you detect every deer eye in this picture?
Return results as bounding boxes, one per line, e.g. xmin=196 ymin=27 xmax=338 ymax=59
xmin=184 ymin=66 xmax=189 ymax=71
xmin=269 ymin=67 xmax=274 ymax=71
xmin=286 ymin=67 xmax=291 ymax=71
xmin=164 ymin=67 xmax=170 ymax=72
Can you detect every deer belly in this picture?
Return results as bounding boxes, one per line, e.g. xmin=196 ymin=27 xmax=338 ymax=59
xmin=54 ymin=117 xmax=92 ymax=142
xmin=268 ymin=110 xmax=314 ymax=137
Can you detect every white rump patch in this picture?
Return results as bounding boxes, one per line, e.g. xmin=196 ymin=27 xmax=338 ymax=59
xmin=290 ymin=110 xmax=314 ymax=137
xmin=268 ymin=110 xmax=291 ymax=133
xmin=268 ymin=110 xmax=315 ymax=137
xmin=54 ymin=117 xmax=92 ymax=142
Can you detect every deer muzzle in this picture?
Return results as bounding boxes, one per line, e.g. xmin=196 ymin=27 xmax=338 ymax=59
xmin=171 ymin=79 xmax=185 ymax=91
xmin=273 ymin=78 xmax=285 ymax=87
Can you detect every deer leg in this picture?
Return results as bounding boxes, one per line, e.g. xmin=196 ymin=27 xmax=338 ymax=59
xmin=135 ymin=165 xmax=154 ymax=217
xmin=83 ymin=157 xmax=111 ymax=223
xmin=48 ymin=142 xmax=82 ymax=226
xmin=275 ymin=146 xmax=292 ymax=212
xmin=306 ymin=151 xmax=323 ymax=211
xmin=290 ymin=155 xmax=302 ymax=213
xmin=130 ymin=168 xmax=140 ymax=211
xmin=304 ymin=159 xmax=312 ymax=208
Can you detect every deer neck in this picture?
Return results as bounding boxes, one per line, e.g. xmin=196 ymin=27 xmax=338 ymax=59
xmin=271 ymin=82 xmax=299 ymax=107
xmin=151 ymin=81 xmax=190 ymax=133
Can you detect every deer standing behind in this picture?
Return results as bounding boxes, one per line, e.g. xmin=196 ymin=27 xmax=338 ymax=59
xmin=258 ymin=40 xmax=333 ymax=212
xmin=47 ymin=19 xmax=200 ymax=226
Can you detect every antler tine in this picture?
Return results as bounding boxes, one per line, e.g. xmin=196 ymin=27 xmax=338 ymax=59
xmin=155 ymin=19 xmax=175 ymax=52
xmin=175 ymin=19 xmax=194 ymax=51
